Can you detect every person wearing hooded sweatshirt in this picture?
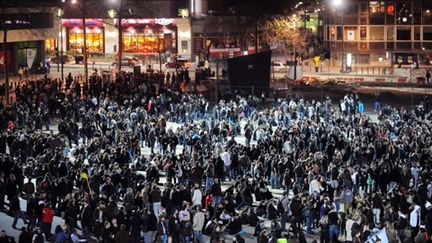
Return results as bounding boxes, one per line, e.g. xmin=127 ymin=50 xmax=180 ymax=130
xmin=410 ymin=202 xmax=421 ymax=241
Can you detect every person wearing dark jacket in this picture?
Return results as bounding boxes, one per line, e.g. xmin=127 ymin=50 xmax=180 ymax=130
xmin=142 ymin=208 xmax=157 ymax=243
xmin=114 ymin=224 xmax=129 ymax=243
xmin=81 ymin=201 xmax=94 ymax=239
xmin=11 ymin=193 xmax=28 ymax=229
xmin=168 ymin=211 xmax=181 ymax=243
xmin=18 ymin=227 xmax=32 ymax=243
xmin=210 ymin=178 xmax=223 ymax=206
xmin=157 ymin=215 xmax=169 ymax=243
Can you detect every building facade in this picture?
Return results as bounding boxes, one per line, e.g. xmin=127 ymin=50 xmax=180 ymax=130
xmin=324 ymin=0 xmax=432 ymax=67
xmin=58 ymin=0 xmax=193 ymax=62
xmin=0 ymin=9 xmax=57 ymax=73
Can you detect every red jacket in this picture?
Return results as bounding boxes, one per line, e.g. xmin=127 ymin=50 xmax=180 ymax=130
xmin=42 ymin=207 xmax=54 ymax=224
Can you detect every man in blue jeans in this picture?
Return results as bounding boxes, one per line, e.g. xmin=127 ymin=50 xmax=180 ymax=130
xmin=157 ymin=215 xmax=169 ymax=243
xmin=193 ymin=206 xmax=205 ymax=243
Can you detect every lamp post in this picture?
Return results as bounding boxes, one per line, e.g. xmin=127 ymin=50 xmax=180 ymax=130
xmin=107 ymin=0 xmax=123 ymax=73
xmin=332 ymin=0 xmax=345 ymax=73
xmin=2 ymin=1 xmax=9 ymax=105
xmin=57 ymin=8 xmax=64 ymax=82
xmin=71 ymin=0 xmax=88 ymax=91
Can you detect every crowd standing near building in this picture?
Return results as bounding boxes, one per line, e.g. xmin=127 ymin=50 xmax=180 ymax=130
xmin=0 ymin=70 xmax=432 ymax=243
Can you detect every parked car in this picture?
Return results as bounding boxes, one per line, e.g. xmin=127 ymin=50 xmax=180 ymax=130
xmin=111 ymin=56 xmax=139 ymax=67
xmin=271 ymin=61 xmax=288 ymax=72
xmin=49 ymin=55 xmax=75 ymax=65
xmin=165 ymin=59 xmax=190 ymax=69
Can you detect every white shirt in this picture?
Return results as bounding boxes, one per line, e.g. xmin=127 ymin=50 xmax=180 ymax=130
xmin=221 ymin=151 xmax=231 ymax=167
xmin=410 ymin=205 xmax=421 ymax=227
xmin=192 ymin=189 xmax=202 ymax=206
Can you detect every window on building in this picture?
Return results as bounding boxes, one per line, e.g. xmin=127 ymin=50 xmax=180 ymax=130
xmin=45 ymin=39 xmax=56 ymax=53
xmin=396 ymin=1 xmax=412 ymax=25
xmin=413 ymin=3 xmax=422 ymax=25
xmin=397 ymin=26 xmax=411 ymax=40
xmin=387 ymin=26 xmax=395 ymax=40
xmin=69 ymin=32 xmax=104 ymax=53
xmin=423 ymin=0 xmax=432 ymax=25
xmin=369 ymin=1 xmax=385 ymax=24
xmin=424 ymin=27 xmax=432 ymax=41
xmin=370 ymin=42 xmax=385 ymax=50
xmin=414 ymin=27 xmax=421 ymax=40
xmin=360 ymin=26 xmax=367 ymax=41
xmin=357 ymin=54 xmax=370 ymax=64
xmin=344 ymin=3 xmax=358 ymax=25
xmin=345 ymin=26 xmax=357 ymax=41
xmin=360 ymin=2 xmax=368 ymax=15
xmin=386 ymin=1 xmax=395 ymax=24
xmin=370 ymin=26 xmax=384 ymax=40
xmin=329 ymin=26 xmax=337 ymax=40
xmin=337 ymin=26 xmax=343 ymax=41
xmin=369 ymin=1 xmax=384 ymax=13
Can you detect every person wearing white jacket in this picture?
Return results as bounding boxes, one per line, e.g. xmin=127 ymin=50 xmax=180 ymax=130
xmin=409 ymin=204 xmax=421 ymax=238
xmin=192 ymin=186 xmax=203 ymax=207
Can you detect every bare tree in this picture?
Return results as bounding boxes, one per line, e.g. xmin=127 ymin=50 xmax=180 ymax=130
xmin=261 ymin=15 xmax=309 ymax=80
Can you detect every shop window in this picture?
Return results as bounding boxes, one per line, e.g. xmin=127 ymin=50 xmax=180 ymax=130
xmin=122 ymin=29 xmax=175 ymax=54
xmin=68 ymin=28 xmax=104 ymax=53
xmin=45 ymin=39 xmax=56 ymax=53
xmin=370 ymin=26 xmax=384 ymax=40
xmin=397 ymin=26 xmax=411 ymax=40
xmin=424 ymin=27 xmax=432 ymax=41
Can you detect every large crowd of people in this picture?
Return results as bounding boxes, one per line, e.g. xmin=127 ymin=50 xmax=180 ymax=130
xmin=0 ymin=71 xmax=432 ymax=243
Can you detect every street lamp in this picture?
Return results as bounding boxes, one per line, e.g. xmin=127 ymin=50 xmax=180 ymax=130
xmin=57 ymin=8 xmax=64 ymax=82
xmin=332 ymin=0 xmax=345 ymax=73
xmin=107 ymin=0 xmax=123 ymax=73
xmin=70 ymin=0 xmax=89 ymax=92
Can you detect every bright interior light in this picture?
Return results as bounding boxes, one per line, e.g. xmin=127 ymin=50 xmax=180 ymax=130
xmin=333 ymin=0 xmax=342 ymax=7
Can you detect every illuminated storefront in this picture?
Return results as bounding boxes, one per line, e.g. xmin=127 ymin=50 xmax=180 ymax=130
xmin=62 ymin=18 xmax=178 ymax=55
xmin=119 ymin=19 xmax=177 ymax=54
xmin=63 ymin=19 xmax=105 ymax=54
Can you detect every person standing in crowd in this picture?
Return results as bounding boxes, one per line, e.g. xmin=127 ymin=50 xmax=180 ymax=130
xmin=193 ymin=206 xmax=205 ymax=243
xmin=41 ymin=203 xmax=53 ymax=239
